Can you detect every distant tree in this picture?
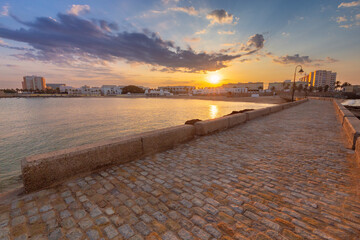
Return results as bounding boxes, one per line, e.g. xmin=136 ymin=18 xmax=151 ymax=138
xmin=4 ymin=89 xmax=17 ymax=93
xmin=324 ymin=85 xmax=329 ymax=92
xmin=341 ymin=82 xmax=351 ymax=88
xmin=297 ymin=84 xmax=303 ymax=92
xmin=284 ymin=83 xmax=290 ymax=90
xmin=335 ymin=81 xmax=341 ymax=90
xmin=309 ymin=86 xmax=314 ymax=92
xmin=317 ymin=86 xmax=323 ymax=92
xmin=271 ymin=86 xmax=275 ymax=92
xmin=122 ymin=85 xmax=145 ymax=94
xmin=258 ymin=86 xmax=263 ymax=90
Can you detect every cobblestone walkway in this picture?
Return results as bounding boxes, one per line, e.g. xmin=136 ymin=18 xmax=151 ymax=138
xmin=1 ymin=100 xmax=360 ymax=240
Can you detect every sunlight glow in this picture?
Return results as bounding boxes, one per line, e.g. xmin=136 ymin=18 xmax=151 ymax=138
xmin=208 ymin=73 xmax=222 ymax=84
xmin=209 ymin=105 xmax=219 ymax=119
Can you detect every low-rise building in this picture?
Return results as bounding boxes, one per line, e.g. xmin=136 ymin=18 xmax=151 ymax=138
xmin=100 ymin=85 xmax=124 ymax=95
xmin=158 ymin=86 xmax=195 ymax=94
xmin=222 ymin=82 xmax=264 ymax=91
xmin=145 ymin=89 xmax=172 ymax=96
xmin=47 ymin=83 xmax=66 ymax=90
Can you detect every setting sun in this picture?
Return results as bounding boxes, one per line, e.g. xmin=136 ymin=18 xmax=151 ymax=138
xmin=208 ymin=73 xmax=222 ymax=84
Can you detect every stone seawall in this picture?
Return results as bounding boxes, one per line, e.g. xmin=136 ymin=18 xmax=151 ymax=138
xmin=320 ymin=97 xmax=360 ymax=164
xmin=21 ymin=99 xmax=308 ymax=192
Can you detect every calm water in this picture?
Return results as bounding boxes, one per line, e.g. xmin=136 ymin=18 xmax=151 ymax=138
xmin=0 ymin=97 xmax=273 ymax=192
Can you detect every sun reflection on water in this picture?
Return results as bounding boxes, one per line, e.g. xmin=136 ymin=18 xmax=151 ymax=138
xmin=209 ymin=105 xmax=219 ymax=119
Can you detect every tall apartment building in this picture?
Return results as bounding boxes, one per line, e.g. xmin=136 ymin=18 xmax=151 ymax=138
xmin=22 ymin=76 xmax=46 ymax=90
xmin=299 ymin=70 xmax=337 ymax=91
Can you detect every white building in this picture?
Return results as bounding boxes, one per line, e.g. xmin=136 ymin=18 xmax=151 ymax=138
xmin=59 ymin=85 xmax=75 ymax=93
xmin=222 ymin=82 xmax=264 ymax=91
xmin=158 ymin=86 xmax=195 ymax=94
xmin=192 ymin=87 xmax=247 ymax=95
xmin=100 ymin=85 xmax=124 ymax=95
xmin=79 ymin=85 xmax=101 ymax=96
xmin=145 ymin=89 xmax=171 ymax=96
xmin=59 ymin=85 xmax=101 ymax=95
xmin=22 ymin=76 xmax=46 ymax=90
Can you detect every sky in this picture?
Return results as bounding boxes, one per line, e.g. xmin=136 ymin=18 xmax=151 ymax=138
xmin=0 ymin=0 xmax=359 ymax=89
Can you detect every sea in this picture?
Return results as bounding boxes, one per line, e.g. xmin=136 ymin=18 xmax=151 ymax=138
xmin=0 ymin=97 xmax=274 ymax=192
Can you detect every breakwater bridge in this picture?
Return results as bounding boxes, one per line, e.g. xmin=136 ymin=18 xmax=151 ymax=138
xmin=1 ymin=99 xmax=360 ymax=240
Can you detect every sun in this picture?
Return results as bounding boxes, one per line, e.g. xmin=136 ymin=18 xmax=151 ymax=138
xmin=208 ymin=73 xmax=222 ymax=84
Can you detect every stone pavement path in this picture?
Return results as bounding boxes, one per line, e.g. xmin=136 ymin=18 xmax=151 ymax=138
xmin=1 ymin=99 xmax=360 ymax=240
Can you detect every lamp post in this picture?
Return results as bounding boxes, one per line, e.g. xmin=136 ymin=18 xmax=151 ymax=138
xmin=291 ymin=65 xmax=304 ymax=102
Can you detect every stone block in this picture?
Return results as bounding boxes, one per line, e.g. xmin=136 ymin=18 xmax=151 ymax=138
xmin=141 ymin=125 xmax=195 ymax=155
xmin=246 ymin=108 xmax=271 ymax=121
xmin=22 ymin=135 xmax=143 ymax=192
xmin=269 ymin=105 xmax=282 ymax=113
xmin=194 ymin=117 xmax=229 ymax=136
xmin=227 ymin=113 xmax=247 ymax=128
xmin=342 ymin=116 xmax=360 ymax=149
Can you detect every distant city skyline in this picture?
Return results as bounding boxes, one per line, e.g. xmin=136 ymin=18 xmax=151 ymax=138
xmin=0 ymin=0 xmax=359 ymax=88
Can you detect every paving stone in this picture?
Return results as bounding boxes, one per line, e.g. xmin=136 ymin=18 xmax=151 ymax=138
xmin=73 ymin=209 xmax=86 ymax=219
xmin=103 ymin=225 xmax=119 ymax=239
xmin=135 ymin=221 xmax=151 ymax=236
xmin=78 ymin=218 xmax=93 ymax=230
xmin=118 ymin=224 xmax=135 ymax=239
xmin=60 ymin=210 xmax=71 ymax=219
xmin=61 ymin=217 xmax=75 ymax=229
xmin=11 ymin=216 xmax=25 ymax=226
xmin=95 ymin=216 xmax=109 ymax=225
xmin=66 ymin=228 xmax=83 ymax=240
xmin=48 ymin=228 xmax=62 ymax=240
xmin=162 ymin=231 xmax=179 ymax=240
xmin=191 ymin=226 xmax=210 ymax=240
xmin=153 ymin=212 xmax=167 ymax=222
xmin=86 ymin=229 xmax=100 ymax=240
xmin=178 ymin=229 xmax=193 ymax=240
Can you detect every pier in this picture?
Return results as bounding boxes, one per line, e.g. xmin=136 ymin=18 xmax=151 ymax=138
xmin=1 ymin=99 xmax=360 ymax=239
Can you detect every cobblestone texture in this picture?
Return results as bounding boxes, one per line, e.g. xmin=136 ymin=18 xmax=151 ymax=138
xmin=1 ymin=100 xmax=360 ymax=239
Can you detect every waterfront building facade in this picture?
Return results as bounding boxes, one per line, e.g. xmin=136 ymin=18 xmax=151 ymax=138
xmin=100 ymin=85 xmax=124 ymax=95
xmin=268 ymin=82 xmax=284 ymax=91
xmin=22 ymin=76 xmax=46 ymax=90
xmin=222 ymin=82 xmax=264 ymax=91
xmin=158 ymin=86 xmax=195 ymax=94
xmin=47 ymin=83 xmax=65 ymax=90
xmin=299 ymin=70 xmax=337 ymax=91
xmin=145 ymin=89 xmax=172 ymax=96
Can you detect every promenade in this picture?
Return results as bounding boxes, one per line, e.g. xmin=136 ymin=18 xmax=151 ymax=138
xmin=1 ymin=100 xmax=360 ymax=240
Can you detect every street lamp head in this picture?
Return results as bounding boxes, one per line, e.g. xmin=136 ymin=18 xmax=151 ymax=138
xmin=299 ymin=68 xmax=304 ymax=74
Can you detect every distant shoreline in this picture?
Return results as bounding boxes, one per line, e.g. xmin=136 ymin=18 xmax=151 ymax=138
xmin=0 ymin=94 xmax=287 ymax=104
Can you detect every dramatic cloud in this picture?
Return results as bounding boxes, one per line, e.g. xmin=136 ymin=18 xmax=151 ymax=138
xmin=272 ymin=54 xmax=338 ymax=65
xmin=170 ymin=6 xmax=198 ymax=16
xmin=67 ymin=5 xmax=90 ymax=16
xmin=206 ymin=9 xmax=234 ymax=25
xmin=245 ymin=34 xmax=265 ymax=49
xmin=356 ymin=13 xmax=360 ymax=20
xmin=336 ymin=16 xmax=348 ymax=23
xmin=1 ymin=4 xmax=9 ymax=16
xmin=218 ymin=30 xmax=235 ymax=35
xmin=0 ymin=13 xmax=257 ymax=72
xmin=338 ymin=1 xmax=360 ymax=8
